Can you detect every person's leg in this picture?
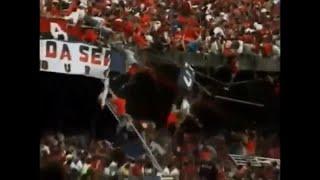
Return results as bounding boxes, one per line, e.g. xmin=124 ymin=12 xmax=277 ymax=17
xmin=116 ymin=116 xmax=127 ymax=134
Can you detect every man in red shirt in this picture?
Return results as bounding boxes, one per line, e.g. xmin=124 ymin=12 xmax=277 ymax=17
xmin=111 ymin=96 xmax=127 ymax=117
xmin=81 ymin=29 xmax=99 ymax=44
xmin=183 ymin=26 xmax=200 ymax=44
xmin=223 ymin=40 xmax=238 ymax=58
xmin=133 ymin=26 xmax=149 ymax=49
xmin=123 ymin=19 xmax=134 ymax=38
xmin=127 ymin=63 xmax=139 ymax=76
xmin=167 ymin=112 xmax=178 ymax=128
xmin=140 ymin=13 xmax=151 ymax=29
xmin=246 ymin=132 xmax=257 ymax=155
xmin=261 ymin=41 xmax=273 ymax=57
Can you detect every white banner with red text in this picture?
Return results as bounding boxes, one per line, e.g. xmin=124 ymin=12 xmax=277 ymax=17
xmin=40 ymin=39 xmax=111 ymax=79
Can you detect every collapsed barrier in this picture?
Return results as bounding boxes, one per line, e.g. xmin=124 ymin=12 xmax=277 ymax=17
xmin=105 ymin=101 xmax=163 ymax=172
xmin=137 ymin=49 xmax=280 ymax=72
xmin=105 ymin=101 xmax=182 ymax=180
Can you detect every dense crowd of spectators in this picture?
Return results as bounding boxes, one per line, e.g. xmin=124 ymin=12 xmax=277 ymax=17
xmin=40 ymin=116 xmax=280 ymax=179
xmin=40 ymin=0 xmax=280 ymax=58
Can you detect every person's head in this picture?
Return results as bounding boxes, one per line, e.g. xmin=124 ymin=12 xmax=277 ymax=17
xmin=231 ymin=41 xmax=240 ymax=49
xmin=272 ymin=161 xmax=278 ymax=168
xmin=52 ymin=0 xmax=59 ymax=6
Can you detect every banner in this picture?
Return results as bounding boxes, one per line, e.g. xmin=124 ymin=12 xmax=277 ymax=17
xmin=40 ymin=39 xmax=111 ymax=79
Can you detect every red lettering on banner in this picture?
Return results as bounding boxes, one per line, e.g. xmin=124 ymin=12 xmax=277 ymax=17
xmin=45 ymin=41 xmax=57 ymax=58
xmin=79 ymin=45 xmax=89 ymax=62
xmin=60 ymin=44 xmax=71 ymax=61
xmin=46 ymin=49 xmax=56 ymax=58
xmin=91 ymin=48 xmax=101 ymax=65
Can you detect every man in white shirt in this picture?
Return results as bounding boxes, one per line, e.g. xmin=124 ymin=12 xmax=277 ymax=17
xmin=180 ymin=97 xmax=190 ymax=116
xmin=40 ymin=144 xmax=50 ymax=157
xmin=70 ymin=159 xmax=83 ymax=172
xmin=235 ymin=40 xmax=244 ymax=54
xmin=213 ymin=26 xmax=225 ymax=38
xmin=170 ymin=166 xmax=180 ymax=180
xmin=162 ymin=166 xmax=170 ymax=176
xmin=108 ymin=161 xmax=119 ymax=176
xmin=210 ymin=39 xmax=223 ymax=55
xmin=64 ymin=4 xmax=86 ymax=25
xmin=272 ymin=45 xmax=280 ymax=57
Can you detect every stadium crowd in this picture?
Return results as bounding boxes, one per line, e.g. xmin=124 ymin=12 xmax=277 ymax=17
xmin=40 ymin=114 xmax=280 ymax=180
xmin=40 ymin=0 xmax=280 ymax=179
xmin=40 ymin=0 xmax=280 ymax=57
